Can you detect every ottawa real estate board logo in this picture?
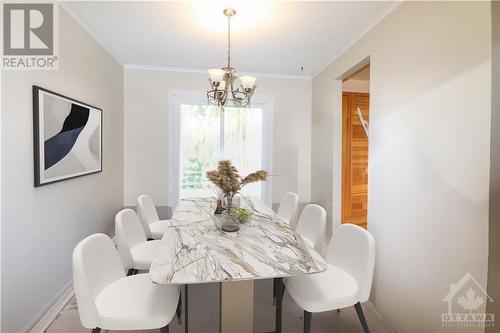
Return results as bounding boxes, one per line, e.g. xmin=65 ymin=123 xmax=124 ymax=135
xmin=442 ymin=272 xmax=495 ymax=328
xmin=2 ymin=2 xmax=58 ymax=70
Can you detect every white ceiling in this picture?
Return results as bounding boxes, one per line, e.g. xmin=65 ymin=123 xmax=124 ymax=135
xmin=62 ymin=1 xmax=397 ymax=77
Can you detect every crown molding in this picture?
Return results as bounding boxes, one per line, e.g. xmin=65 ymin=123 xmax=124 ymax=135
xmin=124 ymin=64 xmax=311 ymax=80
xmin=312 ymin=1 xmax=403 ymax=78
xmin=61 ymin=2 xmax=124 ymax=66
xmin=62 ymin=0 xmax=400 ymax=80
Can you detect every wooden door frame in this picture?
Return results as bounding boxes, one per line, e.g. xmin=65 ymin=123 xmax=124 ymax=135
xmin=329 ymin=57 xmax=370 ymax=233
xmin=341 ymin=93 xmax=351 ymax=224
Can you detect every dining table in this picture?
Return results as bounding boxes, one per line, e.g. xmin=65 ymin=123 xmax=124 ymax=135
xmin=150 ymin=197 xmax=327 ymax=333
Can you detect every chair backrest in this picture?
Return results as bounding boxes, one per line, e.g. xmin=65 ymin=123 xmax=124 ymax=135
xmin=295 ymin=204 xmax=326 ymax=252
xmin=277 ymin=192 xmax=299 ymax=229
xmin=72 ymin=234 xmax=125 ymax=329
xmin=324 ymin=224 xmax=375 ymax=302
xmin=137 ymin=194 xmax=160 ymax=238
xmin=115 ymin=209 xmax=148 ymax=269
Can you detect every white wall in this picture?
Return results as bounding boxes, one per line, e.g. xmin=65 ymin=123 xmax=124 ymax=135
xmin=1 ymin=7 xmax=124 ymax=333
xmin=487 ymin=2 xmax=500 ymax=331
xmin=124 ymin=68 xmax=311 ymax=208
xmin=311 ymin=2 xmax=491 ymax=332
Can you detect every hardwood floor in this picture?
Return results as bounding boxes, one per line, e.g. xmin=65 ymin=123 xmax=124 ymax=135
xmin=45 ymin=279 xmax=393 ymax=333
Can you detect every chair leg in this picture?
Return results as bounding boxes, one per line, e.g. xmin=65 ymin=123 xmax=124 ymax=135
xmin=160 ymin=324 xmax=169 ymax=333
xmin=354 ymin=302 xmax=370 ymax=333
xmin=303 ymin=311 xmax=312 ymax=333
xmin=275 ymin=278 xmax=283 ymax=333
xmin=176 ymin=292 xmax=183 ymax=324
xmin=91 ymin=328 xmax=101 ymax=333
xmin=126 ymin=268 xmax=135 ymax=276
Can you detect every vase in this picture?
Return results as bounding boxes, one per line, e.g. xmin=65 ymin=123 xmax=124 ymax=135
xmin=221 ymin=209 xmax=240 ymax=232
xmin=214 ymin=199 xmax=224 ymax=215
xmin=222 ymin=193 xmax=236 ymax=211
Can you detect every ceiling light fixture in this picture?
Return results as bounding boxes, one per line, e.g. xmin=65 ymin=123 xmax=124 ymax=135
xmin=207 ymin=8 xmax=256 ymax=107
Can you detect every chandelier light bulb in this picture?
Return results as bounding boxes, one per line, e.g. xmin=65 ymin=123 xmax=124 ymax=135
xmin=239 ymin=76 xmax=257 ymax=90
xmin=208 ymin=68 xmax=226 ymax=83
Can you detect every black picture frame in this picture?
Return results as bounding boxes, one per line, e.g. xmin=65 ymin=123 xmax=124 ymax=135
xmin=33 ymin=85 xmax=103 ymax=187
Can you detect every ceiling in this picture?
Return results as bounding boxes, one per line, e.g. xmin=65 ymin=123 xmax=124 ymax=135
xmin=62 ymin=1 xmax=397 ymax=77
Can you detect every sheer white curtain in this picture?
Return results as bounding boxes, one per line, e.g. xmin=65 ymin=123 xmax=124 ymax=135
xmin=179 ymin=104 xmax=263 ymax=199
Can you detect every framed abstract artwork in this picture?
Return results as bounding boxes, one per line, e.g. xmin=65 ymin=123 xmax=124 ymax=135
xmin=33 ymin=86 xmax=102 ymax=187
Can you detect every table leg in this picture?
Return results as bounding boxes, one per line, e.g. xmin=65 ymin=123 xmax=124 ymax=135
xmin=184 ymin=285 xmax=188 ymax=333
xmin=275 ymin=278 xmax=283 ymax=333
xmin=272 ymin=278 xmax=277 ymax=304
xmin=220 ymin=280 xmax=254 ymax=333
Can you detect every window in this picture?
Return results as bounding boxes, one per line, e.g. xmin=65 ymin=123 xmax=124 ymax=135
xmin=179 ymin=104 xmax=264 ymax=200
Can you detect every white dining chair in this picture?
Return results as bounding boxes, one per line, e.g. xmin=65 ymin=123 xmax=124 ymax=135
xmin=284 ymin=224 xmax=375 ymax=333
xmin=276 ymin=192 xmax=299 ymax=229
xmin=137 ymin=194 xmax=171 ymax=239
xmin=295 ymin=204 xmax=327 ymax=252
xmin=274 ymin=202 xmax=324 ymax=302
xmin=72 ymin=233 xmax=180 ymax=333
xmin=115 ymin=208 xmax=162 ymax=273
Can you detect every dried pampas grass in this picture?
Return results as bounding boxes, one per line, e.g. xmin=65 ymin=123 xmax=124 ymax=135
xmin=206 ymin=160 xmax=268 ymax=196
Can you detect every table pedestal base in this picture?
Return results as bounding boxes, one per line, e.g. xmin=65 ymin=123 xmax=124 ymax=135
xmin=220 ymin=280 xmax=254 ymax=333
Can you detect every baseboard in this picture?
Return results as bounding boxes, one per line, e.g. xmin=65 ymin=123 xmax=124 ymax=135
xmin=28 ymin=234 xmax=116 ymax=333
xmin=28 ymin=281 xmax=74 ymax=333
xmin=365 ymin=301 xmax=395 ymax=333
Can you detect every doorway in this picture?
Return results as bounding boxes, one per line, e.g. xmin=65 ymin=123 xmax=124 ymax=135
xmin=341 ymin=65 xmax=370 ymax=229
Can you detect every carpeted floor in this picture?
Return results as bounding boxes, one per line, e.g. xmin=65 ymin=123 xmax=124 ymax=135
xmin=45 ymin=279 xmax=393 ymax=333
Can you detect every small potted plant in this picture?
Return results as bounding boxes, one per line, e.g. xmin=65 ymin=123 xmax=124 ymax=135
xmin=232 ymin=207 xmax=253 ymax=223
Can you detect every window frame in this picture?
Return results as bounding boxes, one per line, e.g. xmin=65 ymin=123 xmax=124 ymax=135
xmin=168 ymin=90 xmax=274 ymax=207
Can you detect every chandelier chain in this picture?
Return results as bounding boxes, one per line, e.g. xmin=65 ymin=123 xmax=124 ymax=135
xmin=227 ymin=14 xmax=231 ymax=68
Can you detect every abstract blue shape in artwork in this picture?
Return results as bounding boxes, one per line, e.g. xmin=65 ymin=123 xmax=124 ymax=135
xmin=44 ymin=127 xmax=85 ymax=169
xmin=44 ymin=103 xmax=89 ymax=169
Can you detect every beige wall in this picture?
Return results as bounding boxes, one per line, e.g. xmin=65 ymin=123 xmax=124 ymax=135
xmin=1 ymin=7 xmax=124 ymax=333
xmin=487 ymin=1 xmax=500 ymax=332
xmin=342 ymin=79 xmax=370 ymax=93
xmin=124 ymin=68 xmax=312 ymax=207
xmin=311 ymin=2 xmax=491 ymax=332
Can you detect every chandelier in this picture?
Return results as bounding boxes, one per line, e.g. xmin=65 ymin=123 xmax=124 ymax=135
xmin=207 ymin=8 xmax=257 ymax=107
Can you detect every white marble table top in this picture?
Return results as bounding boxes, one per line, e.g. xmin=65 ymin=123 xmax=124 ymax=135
xmin=149 ymin=197 xmax=327 ymax=284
